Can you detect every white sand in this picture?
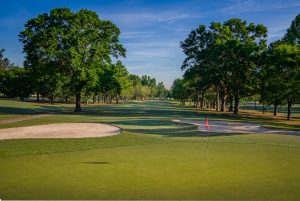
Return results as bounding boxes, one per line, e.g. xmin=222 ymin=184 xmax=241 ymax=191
xmin=0 ymin=123 xmax=121 ymax=140
xmin=172 ymin=119 xmax=300 ymax=135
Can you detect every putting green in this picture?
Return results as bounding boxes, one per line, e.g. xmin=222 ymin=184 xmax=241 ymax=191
xmin=1 ymin=141 xmax=300 ymax=200
xmin=173 ymin=119 xmax=300 ymax=135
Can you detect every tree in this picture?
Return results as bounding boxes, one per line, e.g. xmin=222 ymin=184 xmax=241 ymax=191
xmin=283 ymin=14 xmax=300 ymax=44
xmin=259 ymin=13 xmax=300 ymax=120
xmin=141 ymin=75 xmax=157 ymax=97
xmin=156 ymin=82 xmax=167 ymax=99
xmin=181 ymin=19 xmax=267 ymax=114
xmin=0 ymin=67 xmax=33 ymax=100
xmin=267 ymin=43 xmax=300 ymax=119
xmin=183 ymin=66 xmax=211 ymax=109
xmin=0 ymin=49 xmax=13 ymax=70
xmin=259 ymin=42 xmax=286 ymax=116
xmin=19 ymin=8 xmax=125 ymax=111
xmin=213 ymin=19 xmax=267 ymax=114
xmin=171 ymin=78 xmax=188 ymax=105
xmin=98 ymin=61 xmax=131 ymax=103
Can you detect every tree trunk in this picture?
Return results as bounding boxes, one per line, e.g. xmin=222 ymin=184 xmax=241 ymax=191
xmin=216 ymin=87 xmax=219 ymax=111
xmin=228 ymin=96 xmax=233 ymax=112
xmin=273 ymin=104 xmax=277 ymax=116
xmin=254 ymin=102 xmax=257 ymax=110
xmin=220 ymin=94 xmax=226 ymax=112
xmin=234 ymin=95 xmax=239 ymax=114
xmin=287 ymin=99 xmax=292 ymax=120
xmin=75 ymin=92 xmax=81 ymax=112
xmin=200 ymin=92 xmax=204 ymax=109
xmin=49 ymin=97 xmax=54 ymax=104
xmin=116 ymin=94 xmax=119 ymax=104
xmin=37 ymin=93 xmax=40 ymax=102
xmin=196 ymin=93 xmax=200 ymax=109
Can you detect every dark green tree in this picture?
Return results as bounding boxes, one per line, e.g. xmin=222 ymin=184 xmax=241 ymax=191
xmin=19 ymin=8 xmax=125 ymax=111
xmin=0 ymin=49 xmax=13 ymax=70
xmin=171 ymin=78 xmax=188 ymax=105
xmin=181 ymin=19 xmax=267 ymax=114
xmin=0 ymin=67 xmax=33 ymax=100
xmin=283 ymin=13 xmax=300 ymax=44
xmin=268 ymin=43 xmax=300 ymax=120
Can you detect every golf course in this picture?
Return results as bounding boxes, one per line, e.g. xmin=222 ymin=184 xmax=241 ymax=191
xmin=1 ymin=1 xmax=300 ymax=200
xmin=0 ymin=99 xmax=300 ymax=200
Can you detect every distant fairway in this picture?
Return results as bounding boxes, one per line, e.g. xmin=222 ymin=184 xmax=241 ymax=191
xmin=0 ymin=99 xmax=300 ymax=200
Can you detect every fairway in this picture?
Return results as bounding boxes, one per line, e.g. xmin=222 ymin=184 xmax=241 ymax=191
xmin=0 ymin=99 xmax=300 ymax=200
xmin=1 ymin=2 xmax=300 ymax=200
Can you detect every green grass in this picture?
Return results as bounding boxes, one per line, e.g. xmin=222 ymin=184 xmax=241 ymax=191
xmin=0 ymin=99 xmax=300 ymax=200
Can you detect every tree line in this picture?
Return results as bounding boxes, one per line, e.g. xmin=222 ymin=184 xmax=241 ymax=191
xmin=171 ymin=14 xmax=300 ymax=120
xmin=0 ymin=8 xmax=168 ymax=111
xmin=0 ymin=49 xmax=168 ymax=106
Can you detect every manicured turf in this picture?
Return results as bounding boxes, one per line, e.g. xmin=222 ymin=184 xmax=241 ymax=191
xmin=0 ymin=99 xmax=300 ymax=200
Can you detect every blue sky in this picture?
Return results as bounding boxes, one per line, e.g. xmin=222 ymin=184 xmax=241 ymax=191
xmin=0 ymin=0 xmax=299 ymax=88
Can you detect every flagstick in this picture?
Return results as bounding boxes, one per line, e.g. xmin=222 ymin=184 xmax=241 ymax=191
xmin=205 ymin=117 xmax=210 ymax=162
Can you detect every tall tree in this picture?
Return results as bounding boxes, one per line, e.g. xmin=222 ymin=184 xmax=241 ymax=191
xmin=215 ymin=19 xmax=267 ymax=114
xmin=283 ymin=13 xmax=300 ymax=44
xmin=19 ymin=8 xmax=125 ymax=111
xmin=0 ymin=49 xmax=13 ymax=70
xmin=171 ymin=78 xmax=188 ymax=105
xmin=156 ymin=82 xmax=167 ymax=99
xmin=0 ymin=67 xmax=33 ymax=100
xmin=181 ymin=19 xmax=267 ymax=114
xmin=267 ymin=43 xmax=300 ymax=120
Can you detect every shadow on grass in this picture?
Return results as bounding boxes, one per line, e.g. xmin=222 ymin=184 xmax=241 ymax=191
xmin=111 ymin=118 xmax=300 ymax=137
xmin=0 ymin=105 xmax=72 ymax=115
xmin=1 ymin=99 xmax=300 ymax=131
xmin=81 ymin=162 xmax=111 ymax=165
xmin=109 ymin=118 xmax=245 ymax=137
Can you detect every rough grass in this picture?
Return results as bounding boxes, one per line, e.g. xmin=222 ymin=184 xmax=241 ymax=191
xmin=0 ymin=99 xmax=299 ymax=200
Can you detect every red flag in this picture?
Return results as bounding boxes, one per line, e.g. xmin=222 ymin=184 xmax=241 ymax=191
xmin=205 ymin=117 xmax=209 ymax=129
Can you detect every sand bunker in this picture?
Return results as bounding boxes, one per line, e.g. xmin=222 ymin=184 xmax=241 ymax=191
xmin=173 ymin=119 xmax=300 ymax=135
xmin=0 ymin=123 xmax=121 ymax=140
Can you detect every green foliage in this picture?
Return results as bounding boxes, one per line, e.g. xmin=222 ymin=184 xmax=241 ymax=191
xmin=0 ymin=67 xmax=33 ymax=100
xmin=260 ymin=13 xmax=300 ymax=119
xmin=283 ymin=13 xmax=300 ymax=44
xmin=19 ymin=8 xmax=126 ymax=110
xmin=156 ymin=82 xmax=167 ymax=99
xmin=180 ymin=18 xmax=268 ymax=114
xmin=97 ymin=61 xmax=131 ymax=102
xmin=0 ymin=49 xmax=13 ymax=70
xmin=171 ymin=78 xmax=188 ymax=104
xmin=262 ymin=42 xmax=300 ymax=119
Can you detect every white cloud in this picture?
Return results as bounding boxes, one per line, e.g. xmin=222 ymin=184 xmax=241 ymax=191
xmin=121 ymin=31 xmax=157 ymax=39
xmin=105 ymin=11 xmax=204 ymax=25
xmin=222 ymin=0 xmax=300 ymax=15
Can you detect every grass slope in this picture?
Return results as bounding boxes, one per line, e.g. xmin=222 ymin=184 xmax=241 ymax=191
xmin=0 ymin=99 xmax=299 ymax=200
